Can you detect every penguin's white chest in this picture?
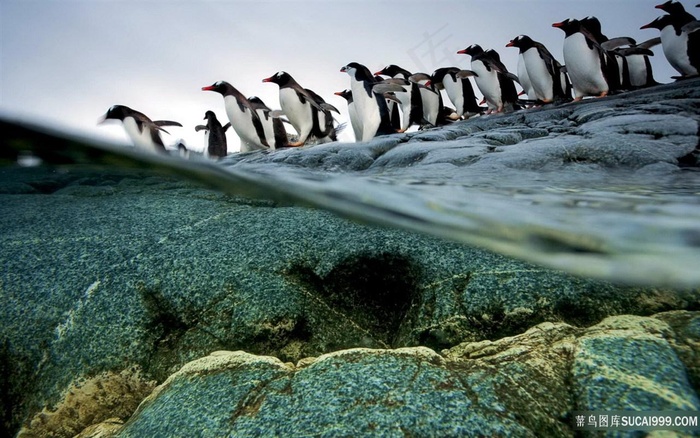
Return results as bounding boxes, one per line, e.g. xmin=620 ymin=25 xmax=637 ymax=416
xmin=123 ymin=117 xmax=159 ymax=151
xmin=660 ymin=25 xmax=696 ymax=76
xmin=442 ymin=76 xmax=464 ymax=115
xmin=201 ymin=130 xmax=211 ymax=158
xmin=279 ymin=88 xmax=313 ymax=140
xmin=350 ymin=79 xmax=381 ymax=142
xmin=223 ymin=95 xmax=265 ymax=148
xmin=523 ymin=49 xmax=554 ymax=101
xmin=471 ymin=59 xmax=501 ymax=108
xmin=563 ymin=33 xmax=608 ymax=97
xmin=517 ymin=54 xmax=535 ymax=99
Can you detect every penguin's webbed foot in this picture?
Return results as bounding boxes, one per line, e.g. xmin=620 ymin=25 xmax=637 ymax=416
xmin=288 ymin=141 xmax=306 ymax=147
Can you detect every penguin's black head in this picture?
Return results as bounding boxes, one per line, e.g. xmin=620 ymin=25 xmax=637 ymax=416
xmin=262 ymin=71 xmax=292 ymax=86
xmin=552 ymin=18 xmax=581 ymax=36
xmin=204 ymin=110 xmax=216 ymax=120
xmin=374 ymin=65 xmax=411 ymax=78
xmin=341 ymin=62 xmax=373 ymax=81
xmin=457 ymin=44 xmax=483 ymax=56
xmin=506 ymin=35 xmax=533 ymax=49
xmin=640 ymin=15 xmax=671 ymax=30
xmin=656 ymin=0 xmax=685 ymax=14
xmin=334 ymin=89 xmax=352 ymax=101
xmin=581 ymin=16 xmax=604 ymax=38
xmin=202 ymin=81 xmax=231 ymax=95
xmin=101 ymin=105 xmax=131 ymax=122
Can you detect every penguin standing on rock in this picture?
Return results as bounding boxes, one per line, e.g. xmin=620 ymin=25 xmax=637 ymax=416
xmin=374 ymin=64 xmax=423 ymax=132
xmin=247 ymin=96 xmax=290 ymax=151
xmin=262 ymin=71 xmax=339 ymax=146
xmin=506 ymin=35 xmax=571 ymax=104
xmin=340 ymin=62 xmax=396 ymax=141
xmin=202 ymin=81 xmax=283 ymax=152
xmin=641 ymin=3 xmax=699 ymax=78
xmin=428 ymin=67 xmax=482 ymax=118
xmin=195 ymin=111 xmax=230 ymax=159
xmin=552 ymin=19 xmax=614 ymax=101
xmin=456 ymin=45 xmax=519 ymax=113
xmin=99 ymin=105 xmax=181 ymax=153
xmin=334 ymin=89 xmax=362 ymax=142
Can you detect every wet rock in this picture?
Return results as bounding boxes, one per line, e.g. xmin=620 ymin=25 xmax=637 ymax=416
xmin=115 ymin=312 xmax=700 ymax=437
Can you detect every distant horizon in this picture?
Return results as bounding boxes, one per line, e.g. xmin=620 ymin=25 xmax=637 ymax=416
xmin=0 ymin=0 xmax=692 ymax=152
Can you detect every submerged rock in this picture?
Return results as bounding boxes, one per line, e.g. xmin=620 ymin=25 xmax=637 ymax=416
xmin=113 ymin=312 xmax=700 ymax=437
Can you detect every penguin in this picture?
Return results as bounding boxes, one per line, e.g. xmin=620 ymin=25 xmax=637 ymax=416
xmin=194 ymin=110 xmax=230 ymax=159
xmin=428 ymin=67 xmax=482 ymax=118
xmin=99 ymin=105 xmax=181 ymax=153
xmin=340 ymin=62 xmax=395 ymax=142
xmin=605 ymin=38 xmax=660 ymax=89
xmin=201 ymin=81 xmax=271 ymax=151
xmin=456 ymin=45 xmax=519 ymax=113
xmin=552 ymin=19 xmax=614 ymax=101
xmin=262 ymin=71 xmax=338 ymax=146
xmin=641 ymin=11 xmax=700 ymax=78
xmin=374 ymin=64 xmax=424 ymax=132
xmin=334 ymin=89 xmax=362 ymax=142
xmin=247 ymin=96 xmax=289 ymax=150
xmin=408 ymin=72 xmax=449 ymax=127
xmin=506 ymin=35 xmax=571 ymax=104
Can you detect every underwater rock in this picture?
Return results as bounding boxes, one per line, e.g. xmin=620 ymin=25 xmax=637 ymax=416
xmin=112 ymin=312 xmax=699 ymax=437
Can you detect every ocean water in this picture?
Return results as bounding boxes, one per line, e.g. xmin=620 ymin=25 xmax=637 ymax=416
xmin=3 ymin=117 xmax=700 ymax=288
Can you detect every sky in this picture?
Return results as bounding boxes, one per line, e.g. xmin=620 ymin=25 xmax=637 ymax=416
xmin=0 ymin=0 xmax=692 ymax=153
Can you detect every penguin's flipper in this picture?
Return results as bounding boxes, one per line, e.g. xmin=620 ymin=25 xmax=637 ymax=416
xmin=504 ymin=72 xmax=520 ymax=84
xmin=222 ymin=122 xmax=231 ymax=132
xmin=371 ymin=83 xmax=408 ymax=94
xmin=297 ymin=87 xmax=326 ymax=112
xmin=456 ymin=69 xmax=479 ymax=78
xmin=383 ymin=92 xmax=402 ymax=104
xmin=320 ymin=103 xmax=341 ymax=114
xmin=154 ymin=120 xmax=183 ymax=127
xmin=195 ymin=125 xmax=207 ymax=132
xmin=682 ymin=20 xmax=700 ymax=33
xmin=637 ymin=37 xmax=662 ymax=50
xmin=268 ymin=110 xmax=286 ymax=118
xmin=601 ymin=37 xmax=637 ymax=51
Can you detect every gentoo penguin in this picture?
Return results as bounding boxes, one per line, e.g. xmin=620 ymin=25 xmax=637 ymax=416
xmin=194 ymin=110 xmax=230 ymax=159
xmin=506 ymin=35 xmax=571 ymax=104
xmin=641 ymin=10 xmax=699 ymax=77
xmin=99 ymin=105 xmax=181 ymax=153
xmin=248 ymin=96 xmax=291 ymax=150
xmin=374 ymin=65 xmax=424 ymax=132
xmin=202 ymin=81 xmax=271 ymax=151
xmin=605 ymin=38 xmax=660 ymax=89
xmin=340 ymin=62 xmax=395 ymax=142
xmin=334 ymin=89 xmax=362 ymax=142
xmin=428 ymin=67 xmax=482 ymax=118
xmin=456 ymin=45 xmax=519 ymax=113
xmin=552 ymin=19 xmax=614 ymax=101
xmin=408 ymin=72 xmax=449 ymax=127
xmin=262 ymin=71 xmax=338 ymax=146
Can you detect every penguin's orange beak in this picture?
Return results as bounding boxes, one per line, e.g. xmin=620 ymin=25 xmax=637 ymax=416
xmin=456 ymin=49 xmax=468 ymax=54
xmin=506 ymin=40 xmax=515 ymax=47
xmin=552 ymin=21 xmax=565 ymax=28
xmin=201 ymin=85 xmax=215 ymax=91
xmin=340 ymin=66 xmax=347 ymax=73
xmin=262 ymin=77 xmax=273 ymax=83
